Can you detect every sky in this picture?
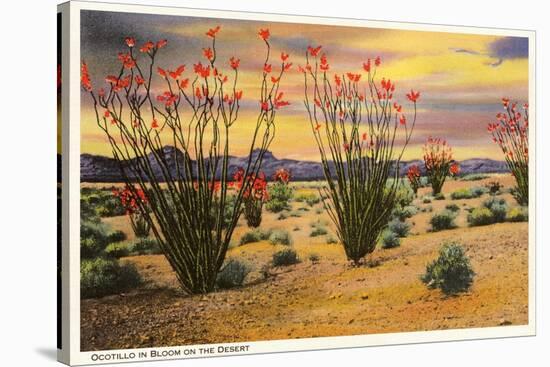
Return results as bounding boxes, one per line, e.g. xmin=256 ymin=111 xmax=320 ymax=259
xmin=80 ymin=10 xmax=529 ymax=161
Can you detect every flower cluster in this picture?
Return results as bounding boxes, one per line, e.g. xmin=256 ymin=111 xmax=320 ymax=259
xmin=112 ymin=186 xmax=148 ymax=215
xmin=406 ymin=164 xmax=422 ymax=194
xmin=273 ymin=168 xmax=291 ymax=184
xmin=423 ymin=136 xmax=453 ymax=195
xmin=233 ymin=168 xmax=269 ymax=202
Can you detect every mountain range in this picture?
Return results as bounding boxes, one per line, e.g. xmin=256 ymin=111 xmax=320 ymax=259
xmin=76 ymin=146 xmax=509 ymax=182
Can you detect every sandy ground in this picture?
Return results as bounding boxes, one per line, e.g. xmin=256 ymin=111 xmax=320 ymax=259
xmin=81 ymin=174 xmax=529 ymax=351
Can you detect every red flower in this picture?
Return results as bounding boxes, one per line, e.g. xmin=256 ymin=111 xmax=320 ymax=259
xmin=203 ymin=48 xmax=214 ymax=61
xmin=393 ymin=103 xmax=402 ymax=112
xmin=195 ymin=87 xmax=203 ymax=100
xmin=502 ymin=97 xmax=510 ymax=107
xmin=281 ymin=52 xmax=289 ymax=62
xmin=260 ymin=101 xmax=269 ymax=111
xmin=135 ymin=75 xmax=145 ymax=85
xmin=80 ymin=61 xmax=92 ymax=91
xmin=319 ymin=54 xmax=330 ymax=71
xmin=271 ymin=76 xmax=280 ymax=83
xmin=229 ymin=56 xmax=240 ymax=70
xmin=139 ymin=41 xmax=154 ymax=53
xmin=449 ymin=162 xmax=460 ymax=176
xmin=263 ymin=64 xmax=272 ymax=73
xmin=343 ymin=143 xmax=350 ymax=152
xmin=283 ymin=62 xmax=293 ymax=71
xmin=234 ymin=90 xmax=243 ymax=100
xmin=151 ymin=118 xmax=159 ymax=129
xmin=362 ymin=132 xmax=368 ymax=141
xmin=274 ymin=92 xmax=290 ymax=109
xmin=117 ymin=52 xmax=135 ymax=69
xmin=124 ymin=37 xmax=135 ymax=48
xmin=406 ymin=89 xmax=420 ymax=103
xmin=363 ymin=60 xmax=371 ymax=73
xmin=168 ymin=65 xmax=185 ymax=79
xmin=399 ymin=114 xmax=406 ymax=125
xmin=157 ymin=67 xmax=167 ymax=78
xmin=193 ymin=63 xmax=210 ymax=78
xmin=375 ymin=56 xmax=381 ymax=66
xmin=307 ymin=45 xmax=322 ymax=57
xmin=103 ymin=110 xmax=110 ymax=118
xmin=346 ymin=73 xmax=361 ymax=82
xmin=156 ymin=39 xmax=168 ymax=49
xmin=206 ymin=25 xmax=221 ymax=38
xmin=315 ymin=123 xmax=322 ymax=131
xmin=273 ymin=168 xmax=291 ymax=184
xmin=258 ymin=28 xmax=270 ymax=41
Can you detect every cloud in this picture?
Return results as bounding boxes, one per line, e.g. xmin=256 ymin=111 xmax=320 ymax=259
xmin=488 ymin=37 xmax=529 ymax=59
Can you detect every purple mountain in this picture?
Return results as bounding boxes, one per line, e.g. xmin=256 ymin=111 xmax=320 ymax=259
xmin=78 ymin=147 xmax=509 ymax=182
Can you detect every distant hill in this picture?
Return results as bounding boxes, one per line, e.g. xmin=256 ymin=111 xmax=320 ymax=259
xmin=78 ymin=146 xmax=509 ymax=182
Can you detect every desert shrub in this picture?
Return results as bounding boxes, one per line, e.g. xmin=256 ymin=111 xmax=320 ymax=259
xmin=467 ymin=207 xmax=494 ymax=226
xmin=380 ymin=230 xmax=401 ymax=249
xmin=131 ymin=238 xmax=162 ymax=255
xmin=434 ymin=193 xmax=445 ymax=200
xmin=506 ymin=207 xmax=528 ymax=222
xmin=277 ymin=212 xmax=289 ymax=220
xmin=310 ymin=226 xmax=328 ymax=237
xmin=272 ymin=248 xmax=300 ymax=266
xmin=81 ymin=258 xmax=141 ymax=299
xmin=482 ymin=197 xmax=508 ymax=223
xmin=266 ymin=183 xmax=293 ymax=213
xmin=461 ymin=173 xmax=489 ymax=181
xmin=392 ymin=205 xmax=418 ymax=221
xmin=422 ymin=196 xmax=432 ymax=204
xmin=421 ymin=243 xmax=475 ymax=295
xmin=420 ymin=205 xmax=433 ymax=213
xmin=215 ymin=259 xmax=251 ymax=289
xmin=80 ymin=221 xmax=111 ymax=258
xmin=295 ymin=193 xmax=320 ymax=206
xmin=239 ymin=228 xmax=272 ymax=245
xmin=430 ymin=210 xmax=457 ymax=232
xmin=108 ymin=230 xmax=127 ymax=243
xmin=388 ymin=219 xmax=410 ymax=238
xmin=450 ymin=187 xmax=487 ymax=200
xmin=82 ymin=189 xmax=126 ymax=218
xmin=289 ymin=210 xmax=302 ymax=217
xmin=394 ymin=184 xmax=415 ymax=207
xmin=485 ymin=180 xmax=503 ymax=195
xmin=326 ymin=235 xmax=338 ymax=244
xmin=445 ymin=203 xmax=460 ymax=212
xmin=308 ymin=253 xmax=320 ymax=263
xmin=104 ymin=242 xmax=132 ymax=258
xmin=269 ymin=229 xmax=293 ymax=246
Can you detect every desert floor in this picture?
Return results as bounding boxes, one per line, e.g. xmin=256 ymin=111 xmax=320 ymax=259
xmin=81 ymin=174 xmax=529 ymax=351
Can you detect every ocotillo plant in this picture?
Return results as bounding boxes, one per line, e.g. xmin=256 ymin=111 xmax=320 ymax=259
xmin=449 ymin=162 xmax=460 ymax=178
xmin=487 ymin=98 xmax=529 ymax=205
xmin=301 ymin=50 xmax=419 ymax=265
xmin=423 ymin=136 xmax=453 ymax=195
xmin=266 ymin=168 xmax=293 ymax=212
xmin=237 ymin=169 xmax=269 ymax=228
xmin=81 ymin=26 xmax=291 ymax=294
xmin=113 ymin=186 xmax=151 ymax=238
xmin=406 ymin=165 xmax=422 ymax=195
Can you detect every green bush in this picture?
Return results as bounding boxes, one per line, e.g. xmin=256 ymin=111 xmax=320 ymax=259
xmin=471 ymin=186 xmax=488 ymax=197
xmin=81 ymin=258 xmax=141 ymax=299
xmin=506 ymin=207 xmax=528 ymax=222
xmin=421 ymin=243 xmax=475 ymax=295
xmin=308 ymin=253 xmax=320 ymax=263
xmin=269 ymin=229 xmax=293 ymax=246
xmin=277 ymin=212 xmax=289 ymax=220
xmin=266 ymin=183 xmax=293 ymax=213
xmin=272 ymin=248 xmax=300 ymax=266
xmin=104 ymin=242 xmax=132 ymax=258
xmin=392 ymin=205 xmax=418 ymax=221
xmin=380 ymin=230 xmax=401 ymax=249
xmin=216 ymin=259 xmax=251 ymax=289
xmin=239 ymin=228 xmax=272 ymax=245
xmin=80 ymin=221 xmax=111 ymax=258
xmin=461 ymin=173 xmax=489 ymax=181
xmin=326 ymin=235 xmax=338 ymax=244
xmin=388 ymin=219 xmax=410 ymax=238
xmin=482 ymin=197 xmax=508 ymax=223
xmin=295 ymin=193 xmax=321 ymax=206
xmin=430 ymin=210 xmax=457 ymax=231
xmin=108 ymin=230 xmax=127 ymax=243
xmin=450 ymin=187 xmax=487 ymax=200
xmin=434 ymin=192 xmax=445 ymax=200
xmin=467 ymin=207 xmax=494 ymax=226
xmin=310 ymin=226 xmax=328 ymax=237
xmin=422 ymin=196 xmax=432 ymax=204
xmin=394 ymin=184 xmax=415 ymax=207
xmin=131 ymin=238 xmax=162 ymax=255
xmin=445 ymin=203 xmax=460 ymax=212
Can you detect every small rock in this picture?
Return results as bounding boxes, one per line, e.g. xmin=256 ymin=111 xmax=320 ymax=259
xmin=360 ymin=293 xmax=369 ymax=300
xmin=499 ymin=319 xmax=512 ymax=326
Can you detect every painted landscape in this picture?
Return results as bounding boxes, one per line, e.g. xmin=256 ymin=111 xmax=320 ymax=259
xmin=78 ymin=10 xmax=530 ymax=351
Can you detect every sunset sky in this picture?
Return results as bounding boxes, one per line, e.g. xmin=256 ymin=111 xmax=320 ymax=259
xmin=80 ymin=10 xmax=529 ymax=161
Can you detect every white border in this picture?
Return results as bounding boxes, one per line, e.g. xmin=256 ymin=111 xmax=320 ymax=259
xmin=62 ymin=1 xmax=536 ymax=365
